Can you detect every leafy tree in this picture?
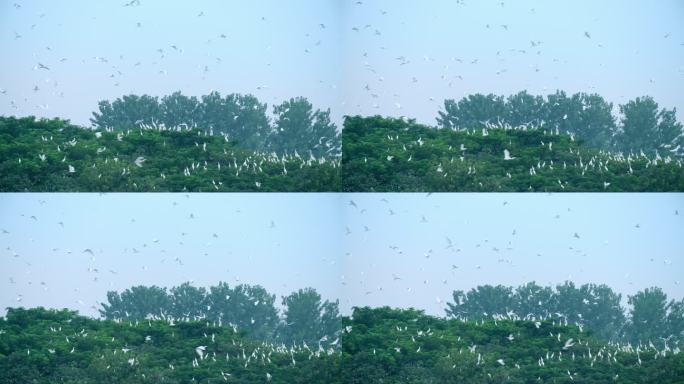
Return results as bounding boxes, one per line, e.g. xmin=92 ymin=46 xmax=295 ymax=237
xmin=628 ymin=287 xmax=669 ymax=344
xmin=439 ymin=90 xmax=621 ymax=151
xmin=206 ymin=283 xmax=279 ymax=341
xmin=542 ymin=90 xmax=575 ymax=131
xmin=168 ymin=282 xmax=208 ymax=320
xmin=667 ymin=298 xmax=684 ymax=344
xmin=228 ymin=94 xmax=272 ymax=151
xmin=512 ymin=281 xmax=555 ymax=319
xmin=616 ymin=96 xmax=683 ymax=155
xmin=437 ymin=93 xmax=506 ymax=130
xmin=577 ymin=283 xmax=626 ymax=341
xmin=568 ymin=92 xmax=617 ymax=149
xmin=444 ymin=282 xmax=632 ymax=342
xmin=159 ymin=91 xmax=200 ymax=128
xmin=89 ymin=92 xmax=339 ymax=156
xmin=90 ymin=94 xmax=162 ymax=130
xmin=99 ymin=285 xmax=171 ymax=320
xmin=270 ymin=97 xmax=340 ymax=158
xmin=280 ymin=288 xmax=340 ymax=346
xmin=504 ymin=90 xmax=545 ymax=127
xmin=198 ymin=91 xmax=271 ymax=151
xmin=445 ymin=285 xmax=514 ymax=320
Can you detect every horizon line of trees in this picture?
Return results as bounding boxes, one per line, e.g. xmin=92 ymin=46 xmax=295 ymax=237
xmin=0 ymin=306 xmax=340 ymax=383
xmin=90 ymin=92 xmax=341 ymax=157
xmin=99 ymin=282 xmax=340 ymax=347
xmin=340 ymin=115 xmax=684 ymax=192
xmin=0 ymin=116 xmax=342 ymax=192
xmin=95 ymin=280 xmax=684 ymax=348
xmin=341 ymin=306 xmax=684 ymax=383
xmin=437 ymin=91 xmax=683 ymax=156
xmin=6 ymin=306 xmax=683 ymax=383
xmin=446 ymin=281 xmax=684 ymax=345
xmin=88 ymin=90 xmax=683 ymax=159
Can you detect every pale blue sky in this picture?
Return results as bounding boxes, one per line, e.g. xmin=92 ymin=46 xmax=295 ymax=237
xmin=1 ymin=193 xmax=682 ymax=317
xmin=1 ymin=0 xmax=682 ymax=127
xmin=341 ymin=0 xmax=684 ymax=124
xmin=342 ymin=193 xmax=684 ymax=315
xmin=0 ymin=0 xmax=343 ymax=124
xmin=0 ymin=193 xmax=344 ymax=317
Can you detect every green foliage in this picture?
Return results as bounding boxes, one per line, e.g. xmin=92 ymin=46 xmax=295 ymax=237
xmin=447 ymin=285 xmax=515 ymax=320
xmin=100 ymin=286 xmax=171 ymax=321
xmin=341 ymin=115 xmax=684 ymax=192
xmin=627 ymin=287 xmax=669 ymax=345
xmin=0 ymin=307 xmax=341 ymax=384
xmin=279 ymin=288 xmax=341 ymax=346
xmin=99 ymin=283 xmax=337 ymax=346
xmin=341 ymin=306 xmax=684 ymax=384
xmin=436 ymin=91 xmax=684 ymax=155
xmin=270 ymin=97 xmax=341 ymax=158
xmin=3 ymin=301 xmax=683 ymax=383
xmin=437 ymin=93 xmax=507 ymax=130
xmin=445 ymin=282 xmax=684 ymax=346
xmin=0 ymin=116 xmax=340 ymax=192
xmin=616 ymin=96 xmax=683 ymax=154
xmin=89 ymin=92 xmax=341 ymax=156
xmin=91 ymin=94 xmax=162 ymax=131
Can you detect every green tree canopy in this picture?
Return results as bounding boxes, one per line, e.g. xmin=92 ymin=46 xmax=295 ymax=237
xmin=279 ymin=288 xmax=341 ymax=346
xmin=628 ymin=287 xmax=669 ymax=344
xmin=270 ymin=97 xmax=340 ymax=158
xmin=616 ymin=96 xmax=683 ymax=155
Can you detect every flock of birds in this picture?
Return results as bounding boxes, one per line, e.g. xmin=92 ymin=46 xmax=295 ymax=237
xmin=22 ymin=315 xmax=340 ymax=382
xmin=341 ymin=195 xmax=681 ymax=314
xmin=1 ymin=1 xmax=683 ymax=380
xmin=3 ymin=193 xmax=680 ymax=315
xmin=1 ymin=192 xmax=683 ymax=380
xmin=24 ymin=124 xmax=339 ymax=190
xmin=360 ymin=311 xmax=680 ymax=382
xmin=345 ymin=2 xmax=681 ymax=123
xmin=378 ymin=122 xmax=683 ymax=189
xmin=11 ymin=306 xmax=682 ymax=382
xmin=3 ymin=0 xmax=680 ymax=128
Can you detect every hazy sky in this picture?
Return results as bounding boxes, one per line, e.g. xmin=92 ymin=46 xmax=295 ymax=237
xmin=1 ymin=193 xmax=682 ymax=318
xmin=0 ymin=193 xmax=344 ymax=317
xmin=343 ymin=193 xmax=684 ymax=315
xmin=1 ymin=0 xmax=682 ymax=127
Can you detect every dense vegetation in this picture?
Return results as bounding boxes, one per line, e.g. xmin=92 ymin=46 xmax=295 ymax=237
xmin=98 ymin=281 xmax=684 ymax=349
xmin=341 ymin=306 xmax=684 ymax=383
xmin=0 ymin=116 xmax=340 ymax=192
xmin=445 ymin=282 xmax=684 ymax=346
xmin=3 ymin=306 xmax=682 ymax=383
xmin=4 ymin=91 xmax=683 ymax=191
xmin=342 ymin=116 xmax=684 ymax=192
xmin=437 ymin=91 xmax=683 ymax=155
xmin=99 ymin=283 xmax=341 ymax=348
xmin=0 ymin=307 xmax=341 ymax=384
xmin=90 ymin=92 xmax=341 ymax=158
